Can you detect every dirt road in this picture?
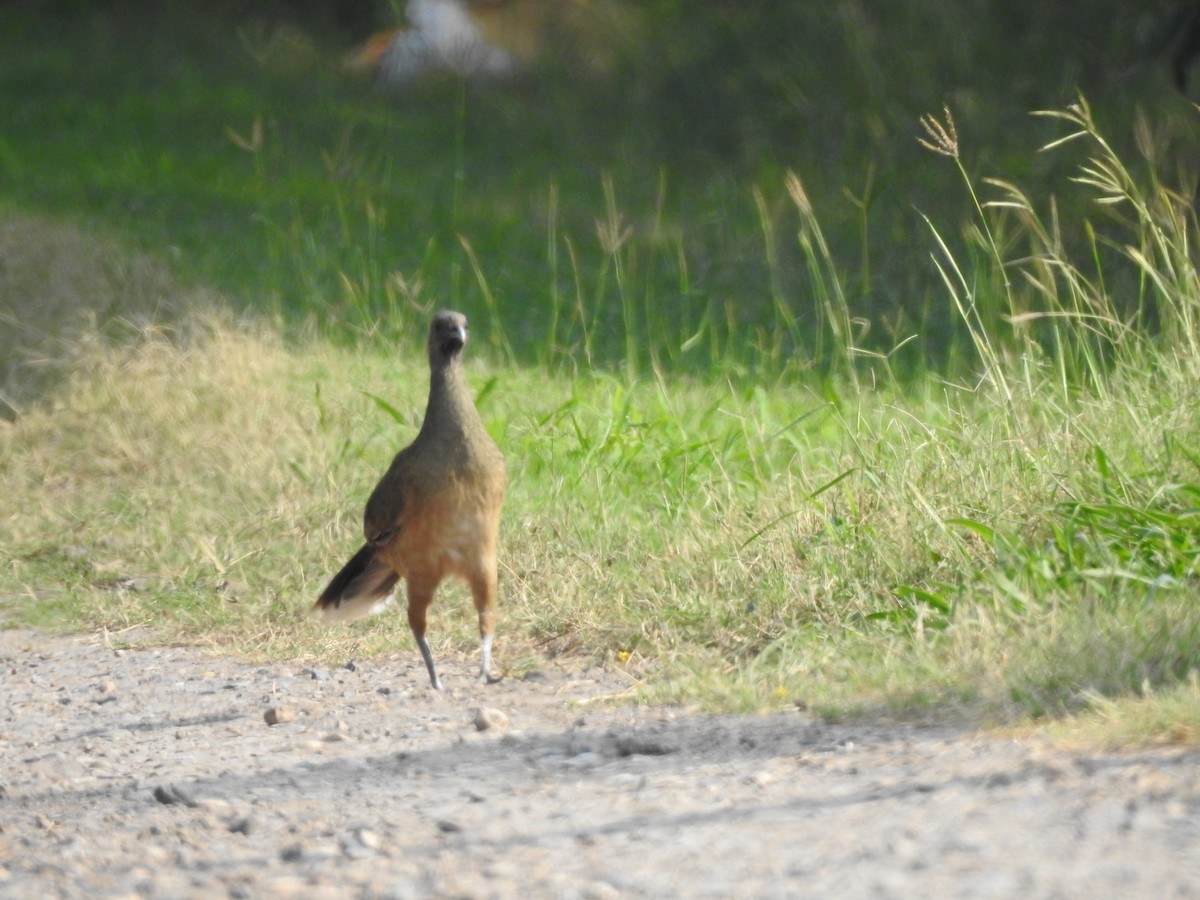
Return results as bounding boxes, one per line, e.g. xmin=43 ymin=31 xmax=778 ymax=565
xmin=1 ymin=629 xmax=1198 ymax=898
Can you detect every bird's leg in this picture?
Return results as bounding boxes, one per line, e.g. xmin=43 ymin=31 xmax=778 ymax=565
xmin=478 ymin=633 xmax=500 ymax=685
xmin=468 ymin=569 xmax=501 ymax=685
xmin=407 ymin=582 xmax=443 ymax=691
xmin=416 ymin=635 xmax=443 ymax=692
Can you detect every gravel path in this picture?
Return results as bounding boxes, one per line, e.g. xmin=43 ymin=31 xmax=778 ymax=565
xmin=2 ymin=628 xmax=1198 ymax=898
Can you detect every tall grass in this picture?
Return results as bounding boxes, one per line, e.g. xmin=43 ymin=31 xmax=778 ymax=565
xmin=924 ymin=99 xmax=1199 ymax=386
xmin=7 ymin=2 xmax=1189 ymax=383
xmin=820 ymin=97 xmax=1200 ymax=726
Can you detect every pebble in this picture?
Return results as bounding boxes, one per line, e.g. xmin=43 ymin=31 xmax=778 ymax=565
xmin=152 ymin=784 xmax=197 ymax=807
xmin=340 ymin=831 xmax=375 ymax=860
xmin=473 ymin=707 xmax=509 ymax=732
xmin=747 ymin=770 xmax=773 ymax=788
xmin=228 ymin=816 xmax=254 ymax=835
xmin=264 ymin=705 xmax=296 ymax=726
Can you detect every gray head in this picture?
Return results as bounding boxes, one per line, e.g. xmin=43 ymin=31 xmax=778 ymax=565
xmin=428 ymin=310 xmax=468 ymax=362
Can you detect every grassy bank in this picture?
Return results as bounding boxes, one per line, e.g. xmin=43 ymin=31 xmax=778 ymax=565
xmin=4 ymin=101 xmax=1199 ymax=741
xmin=2 ymin=292 xmax=1197 ymax=740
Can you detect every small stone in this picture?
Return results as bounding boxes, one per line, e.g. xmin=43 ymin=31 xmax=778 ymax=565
xmin=747 ymin=770 xmax=773 ymax=788
xmin=264 ymin=705 xmax=296 ymax=726
xmin=340 ymin=829 xmax=379 ymax=860
xmin=152 ymin=784 xmax=197 ymax=807
xmin=473 ymin=707 xmax=509 ymax=732
xmin=436 ymin=820 xmax=462 ymax=833
xmin=280 ymin=843 xmax=305 ymax=862
xmin=613 ymin=736 xmax=675 ymax=757
xmin=344 ymin=660 xmax=358 ymax=672
xmin=228 ymin=816 xmax=254 ymax=835
xmin=98 ymin=680 xmax=118 ymax=695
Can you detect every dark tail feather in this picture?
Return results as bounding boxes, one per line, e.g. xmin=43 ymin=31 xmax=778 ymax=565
xmin=314 ymin=544 xmax=401 ymax=622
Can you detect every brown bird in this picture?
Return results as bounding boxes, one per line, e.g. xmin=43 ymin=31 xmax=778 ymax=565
xmin=314 ymin=310 xmax=507 ymax=690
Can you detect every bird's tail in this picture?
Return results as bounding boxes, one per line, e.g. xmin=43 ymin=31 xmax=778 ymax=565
xmin=314 ymin=544 xmax=401 ymax=622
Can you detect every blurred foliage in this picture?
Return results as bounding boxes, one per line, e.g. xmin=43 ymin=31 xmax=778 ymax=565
xmin=1 ymin=0 xmax=1198 ymax=372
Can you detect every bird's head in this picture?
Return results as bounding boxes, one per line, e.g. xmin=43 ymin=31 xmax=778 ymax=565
xmin=428 ymin=309 xmax=469 ymax=361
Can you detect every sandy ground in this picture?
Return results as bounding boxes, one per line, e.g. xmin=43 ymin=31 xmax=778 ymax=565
xmin=1 ymin=628 xmax=1198 ymax=899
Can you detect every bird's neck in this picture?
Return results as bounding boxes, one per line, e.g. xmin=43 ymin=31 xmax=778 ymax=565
xmin=422 ymin=358 xmax=481 ymax=438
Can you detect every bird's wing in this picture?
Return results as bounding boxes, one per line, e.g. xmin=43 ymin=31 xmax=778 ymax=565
xmin=362 ymin=452 xmax=415 ymax=546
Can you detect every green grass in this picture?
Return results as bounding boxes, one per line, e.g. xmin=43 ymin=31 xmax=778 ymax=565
xmin=2 ymin=4 xmax=1200 ymax=745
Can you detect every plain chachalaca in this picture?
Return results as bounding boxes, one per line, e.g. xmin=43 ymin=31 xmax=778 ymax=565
xmin=314 ymin=310 xmax=507 ymax=689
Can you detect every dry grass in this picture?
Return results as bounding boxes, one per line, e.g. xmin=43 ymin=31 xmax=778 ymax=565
xmin=0 ymin=212 xmax=224 ymax=418
xmin=1030 ymin=672 xmax=1200 ymax=749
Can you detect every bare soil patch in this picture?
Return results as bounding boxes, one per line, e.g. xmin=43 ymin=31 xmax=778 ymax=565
xmin=2 ymin=629 xmax=1198 ymax=898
